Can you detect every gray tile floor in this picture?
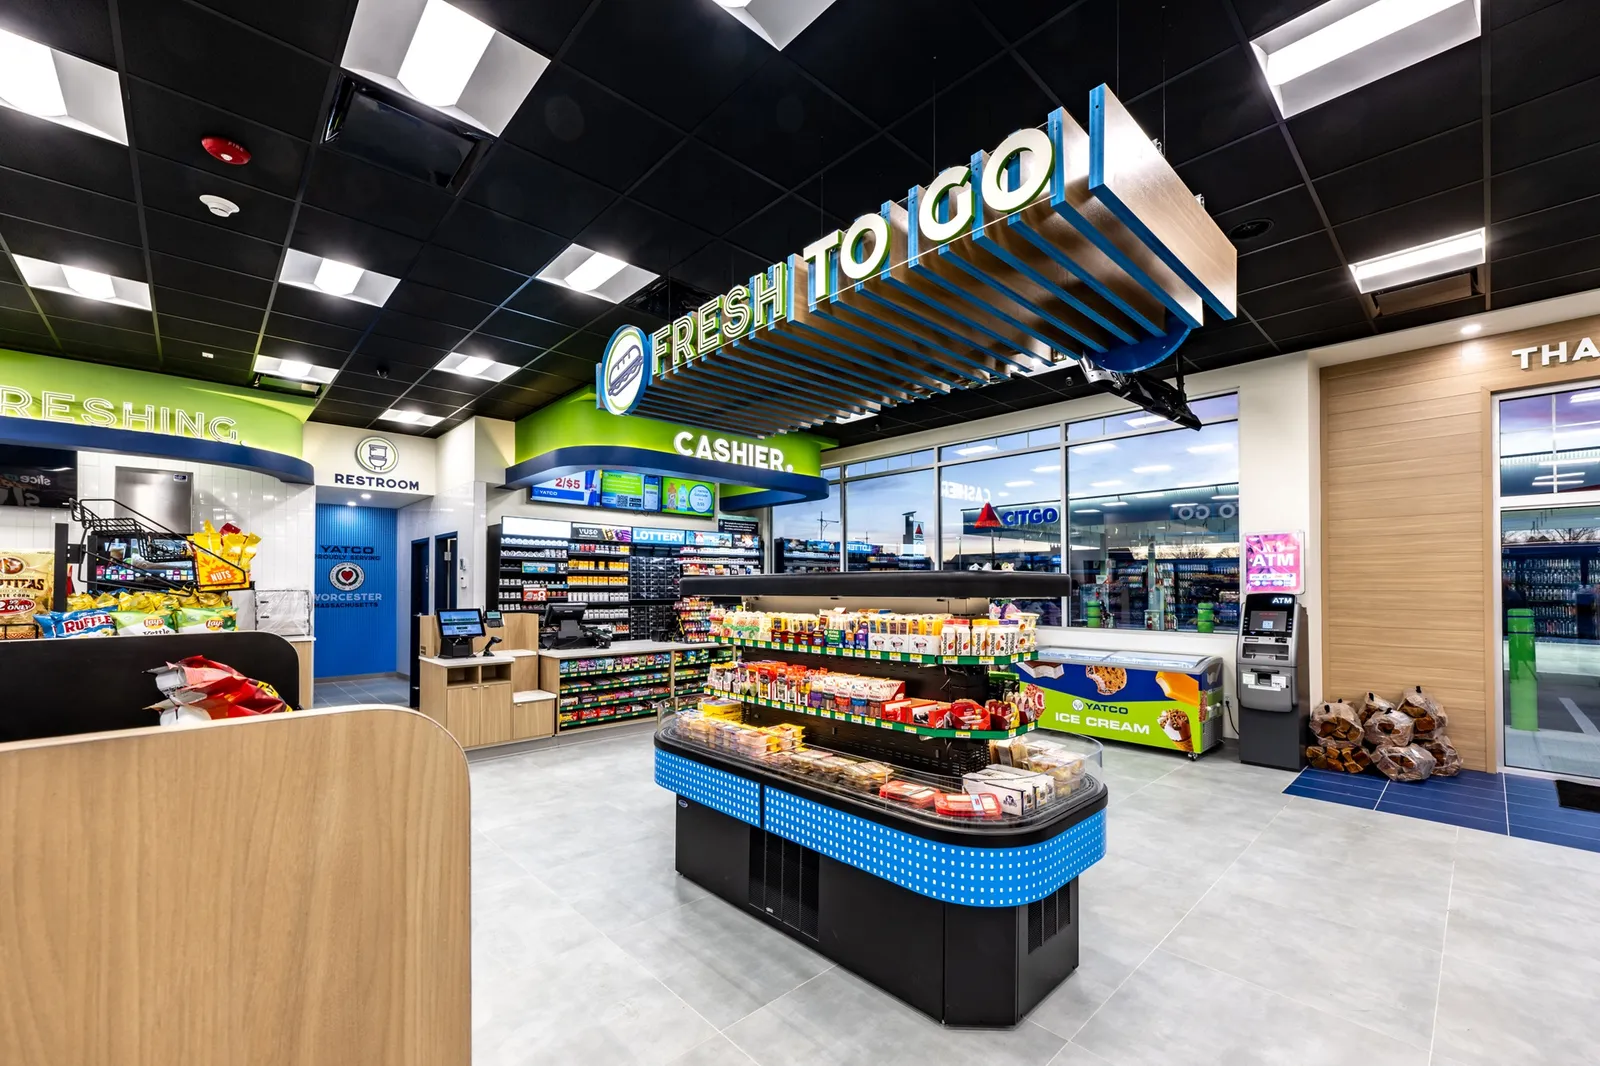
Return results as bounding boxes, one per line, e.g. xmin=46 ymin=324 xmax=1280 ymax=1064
xmin=469 ymin=729 xmax=1600 ymax=1066
xmin=313 ymin=675 xmax=410 ymax=707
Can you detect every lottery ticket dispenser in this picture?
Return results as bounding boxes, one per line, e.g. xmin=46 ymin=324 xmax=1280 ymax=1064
xmin=1236 ymin=592 xmax=1310 ymax=770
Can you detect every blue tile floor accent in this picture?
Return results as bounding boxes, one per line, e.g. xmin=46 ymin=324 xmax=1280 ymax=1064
xmin=1285 ymin=767 xmax=1600 ymax=855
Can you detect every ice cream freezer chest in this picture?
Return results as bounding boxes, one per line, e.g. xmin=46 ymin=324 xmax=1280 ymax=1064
xmin=1010 ymin=649 xmax=1225 ymax=758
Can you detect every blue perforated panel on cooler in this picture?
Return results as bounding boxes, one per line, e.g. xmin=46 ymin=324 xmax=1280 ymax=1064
xmin=654 ymin=749 xmax=762 ymax=826
xmin=763 ymin=788 xmax=1106 ymax=907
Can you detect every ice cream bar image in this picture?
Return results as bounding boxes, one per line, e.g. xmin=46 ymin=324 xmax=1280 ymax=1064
xmin=1014 ymin=660 xmax=1065 ymax=680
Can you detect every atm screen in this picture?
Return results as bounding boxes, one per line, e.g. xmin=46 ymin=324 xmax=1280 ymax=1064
xmin=1248 ymin=610 xmax=1289 ymax=633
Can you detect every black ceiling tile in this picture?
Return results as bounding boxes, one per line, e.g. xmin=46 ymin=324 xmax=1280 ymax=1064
xmin=1492 ymin=0 xmax=1596 ymax=112
xmin=162 ymin=341 xmax=255 ymax=370
xmin=531 ymin=351 xmax=596 ymax=380
xmin=451 ymin=0 xmax=590 ymax=56
xmin=1014 ymin=0 xmax=1118 ymax=113
xmin=1492 ymin=76 xmax=1600 ymax=174
xmin=1268 ymin=320 xmax=1372 ymax=352
xmin=306 ymin=406 xmax=378 ymax=428
xmin=669 ymin=241 xmax=769 ymax=295
xmin=725 ymin=196 xmax=845 ymax=263
xmin=303 ymin=149 xmax=456 ymax=241
xmin=323 ymin=374 xmax=413 ymax=403
xmin=465 ymin=144 xmax=615 ymax=238
xmin=151 ymin=253 xmax=273 ymax=306
xmin=455 ymin=332 xmax=537 ymax=367
xmin=289 ymin=205 xmax=423 ymax=278
xmin=433 ymin=202 xmax=567 ymax=276
xmin=359 ymin=333 xmax=454 ymax=369
xmin=0 ymin=0 xmax=117 ymax=64
xmin=405 ymin=380 xmax=481 ymax=407
xmin=265 ymin=311 xmax=362 ymax=352
xmin=1289 ymin=43 xmax=1480 ymax=177
xmin=155 ymin=289 xmax=263 ymax=332
xmin=1493 ymin=142 xmax=1600 ymax=223
xmin=268 ymin=283 xmax=382 ymax=330
xmin=0 ymin=306 xmax=50 ymax=334
xmin=810 ymin=136 xmax=929 ymax=224
xmin=163 ymin=356 xmax=253 ymax=387
xmin=1211 ymin=185 xmax=1325 ymax=253
xmin=1118 ymin=0 xmax=1240 ymax=100
xmin=468 ymin=396 xmax=538 ymax=422
xmin=552 ymin=330 xmax=605 ymax=360
xmin=0 ymin=282 xmax=38 ymax=313
xmin=1237 ymin=231 xmax=1341 ymax=291
xmin=1492 ymin=0 xmax=1569 ymax=27
xmin=1489 ymin=195 xmax=1600 ymax=260
xmin=632 ymin=140 xmax=785 ymax=237
xmin=584 ymin=302 xmax=665 ymax=337
xmin=499 ymin=64 xmax=682 ymax=191
xmin=0 ymin=110 xmax=134 ymax=200
xmin=51 ymin=344 xmax=162 ymax=370
xmin=0 ymin=257 xmax=16 ymax=285
xmin=117 ymin=0 xmax=332 ymax=138
xmin=1241 ymin=268 xmax=1355 ymax=319
xmin=789 ymin=0 xmax=999 ymax=127
xmin=1373 ymin=295 xmax=1486 ymax=333
xmin=126 ymin=80 xmax=311 ymax=199
xmin=32 ymin=290 xmax=150 ymax=330
xmin=0 ymin=169 xmax=139 ymax=247
xmin=52 ymin=319 xmax=159 ymax=356
xmin=1175 ymin=127 xmax=1300 ymax=216
xmin=258 ymin=336 xmax=347 ymax=368
xmin=562 ymin=0 xmax=769 ymax=129
xmin=1229 ymin=0 xmax=1326 ymax=37
xmin=1313 ymin=123 xmax=1483 ymax=226
xmin=406 ymin=246 xmax=526 ymax=305
xmin=1180 ymin=320 xmax=1274 ymax=359
xmin=385 ymin=281 xmax=495 ymax=331
xmin=981 ymin=0 xmax=1081 ymax=42
xmin=189 ymin=0 xmax=355 ymax=62
xmin=146 ymin=208 xmax=283 ymax=277
xmin=0 ymin=328 xmax=56 ymax=354
xmin=368 ymin=309 xmax=469 ymax=350
xmin=891 ymin=58 xmax=1057 ymax=174
xmin=1496 ymin=267 xmax=1600 ymax=309
xmin=576 ymin=197 xmax=711 ymax=276
xmin=1493 ymin=233 xmax=1600 ymax=291
xmin=1124 ymin=47 xmax=1276 ymax=167
xmin=1331 ymin=182 xmax=1484 ymax=263
xmin=481 ymin=308 xmax=577 ymax=348
xmin=160 ymin=315 xmax=261 ymax=353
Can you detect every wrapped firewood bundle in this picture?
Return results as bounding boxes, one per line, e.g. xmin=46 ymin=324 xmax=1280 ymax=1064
xmin=1364 ymin=709 xmax=1415 ymax=747
xmin=1353 ymin=691 xmax=1398 ymax=725
xmin=1305 ymin=742 xmax=1373 ymax=773
xmin=1415 ymin=736 xmax=1462 ymax=777
xmin=1396 ymin=686 xmax=1443 ymax=719
xmin=1309 ymin=700 xmax=1364 ymax=743
xmin=1411 ymin=707 xmax=1449 ymax=739
xmin=1372 ymin=743 xmax=1436 ymax=782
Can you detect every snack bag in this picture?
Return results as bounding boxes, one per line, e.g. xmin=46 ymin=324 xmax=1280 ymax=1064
xmin=112 ymin=610 xmax=178 ymax=636
xmin=1309 ymin=700 xmax=1364 ymax=744
xmin=149 ymin=655 xmax=288 ymax=718
xmin=0 ymin=550 xmax=52 ymax=638
xmin=1364 ymin=709 xmax=1415 ymax=747
xmin=1372 ymin=743 xmax=1436 ymax=782
xmin=189 ymin=520 xmax=255 ymax=589
xmin=35 ymin=607 xmax=117 ymax=638
xmin=174 ymin=606 xmax=238 ymax=634
xmin=1415 ymin=736 xmax=1463 ymax=777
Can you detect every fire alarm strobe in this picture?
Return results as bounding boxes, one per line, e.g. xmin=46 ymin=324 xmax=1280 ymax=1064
xmin=201 ymin=136 xmax=250 ymax=165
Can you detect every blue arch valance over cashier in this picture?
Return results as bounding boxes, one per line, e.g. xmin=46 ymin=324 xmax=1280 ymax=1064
xmin=503 ymin=446 xmax=828 ymax=510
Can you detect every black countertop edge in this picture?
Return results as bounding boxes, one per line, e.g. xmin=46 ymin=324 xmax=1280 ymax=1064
xmin=681 ymin=571 xmax=1076 ymax=598
xmin=655 ymin=729 xmax=1107 ymax=848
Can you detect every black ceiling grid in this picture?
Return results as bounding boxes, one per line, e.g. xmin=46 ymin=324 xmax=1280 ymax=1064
xmin=0 ymin=1 xmax=1595 ymax=445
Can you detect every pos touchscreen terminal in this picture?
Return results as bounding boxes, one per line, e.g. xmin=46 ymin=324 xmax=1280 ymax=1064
xmin=1236 ymin=593 xmax=1310 ymax=770
xmin=437 ymin=609 xmax=486 ymax=659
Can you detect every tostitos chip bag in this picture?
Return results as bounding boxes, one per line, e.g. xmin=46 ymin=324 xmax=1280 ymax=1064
xmin=0 ymin=550 xmax=52 ymax=638
xmin=112 ymin=610 xmax=178 ymax=636
xmin=35 ymin=607 xmax=118 ymax=638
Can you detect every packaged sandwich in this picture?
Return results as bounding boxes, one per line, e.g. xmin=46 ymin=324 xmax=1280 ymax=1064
xmin=879 ymin=781 xmax=940 ymax=808
xmin=935 ymin=791 xmax=1003 ymax=819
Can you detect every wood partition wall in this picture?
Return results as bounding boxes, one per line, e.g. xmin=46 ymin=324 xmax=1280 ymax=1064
xmin=0 ymin=707 xmax=470 ymax=1066
xmin=1321 ymin=313 xmax=1600 ymax=771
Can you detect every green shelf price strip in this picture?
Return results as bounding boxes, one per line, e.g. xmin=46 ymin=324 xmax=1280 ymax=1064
xmin=558 ymin=658 xmax=674 ymax=679
xmin=708 ymin=691 xmax=1037 ymax=741
xmin=559 ymin=669 xmax=673 ymax=695
xmin=710 ymin=637 xmax=1023 ymax=667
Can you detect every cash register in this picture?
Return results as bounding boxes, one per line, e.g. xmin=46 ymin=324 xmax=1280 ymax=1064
xmin=539 ymin=602 xmax=615 ymax=651
xmin=1236 ymin=592 xmax=1310 ymax=770
xmin=436 ymin=608 xmax=486 ymax=659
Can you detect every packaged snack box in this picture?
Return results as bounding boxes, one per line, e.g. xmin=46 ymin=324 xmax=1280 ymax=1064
xmin=962 ymin=772 xmax=1034 ymax=815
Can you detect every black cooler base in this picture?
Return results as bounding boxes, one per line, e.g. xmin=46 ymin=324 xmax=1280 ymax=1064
xmin=674 ymin=795 xmax=1081 ymax=1028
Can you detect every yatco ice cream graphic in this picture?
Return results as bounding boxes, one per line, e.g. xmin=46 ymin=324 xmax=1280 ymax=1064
xmin=1243 ymin=531 xmax=1304 ymax=594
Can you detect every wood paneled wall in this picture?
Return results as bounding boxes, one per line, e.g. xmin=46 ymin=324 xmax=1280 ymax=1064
xmin=1321 ymin=314 xmax=1600 ymax=771
xmin=0 ymin=708 xmax=470 ymax=1066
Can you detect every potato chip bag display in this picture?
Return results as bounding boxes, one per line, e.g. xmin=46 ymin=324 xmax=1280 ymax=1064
xmin=112 ymin=610 xmax=178 ymax=636
xmin=149 ymin=655 xmax=288 ymax=718
xmin=174 ymin=606 xmax=237 ymax=633
xmin=35 ymin=607 xmax=118 ymax=638
xmin=0 ymin=550 xmax=52 ymax=638
xmin=189 ymin=520 xmax=257 ymax=589
xmin=66 ymin=592 xmax=117 ymax=612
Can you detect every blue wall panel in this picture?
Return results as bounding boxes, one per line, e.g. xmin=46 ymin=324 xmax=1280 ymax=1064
xmin=314 ymin=504 xmax=396 ymax=678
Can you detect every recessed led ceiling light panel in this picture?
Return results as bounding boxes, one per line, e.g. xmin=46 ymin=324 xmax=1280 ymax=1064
xmin=0 ymin=28 xmax=127 ymax=143
xmin=535 ymin=244 xmax=659 ymax=303
xmin=342 ymin=0 xmax=550 ymax=135
xmin=253 ymin=354 xmax=339 ymax=385
xmin=1349 ymin=228 xmax=1485 ymax=294
xmin=381 ymin=408 xmax=444 ymax=427
xmin=1251 ymin=0 xmax=1481 ymax=117
xmin=435 ymin=352 xmax=517 ymax=382
xmin=279 ymin=249 xmax=400 ymax=306
xmin=13 ymin=256 xmax=150 ymax=310
xmin=712 ymin=0 xmax=840 ymax=49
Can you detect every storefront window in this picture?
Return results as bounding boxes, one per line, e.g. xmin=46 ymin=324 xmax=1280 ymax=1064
xmin=844 ymin=449 xmax=934 ymax=478
xmin=940 ymin=427 xmax=1060 ymax=462
xmin=1066 ymin=419 xmax=1240 ymax=630
xmin=1499 ymin=388 xmax=1600 ymax=497
xmin=1066 ymin=393 xmax=1238 ymax=443
xmin=843 ymin=470 xmax=933 ymax=571
xmin=772 ymin=469 xmax=841 ymax=572
xmin=939 ymin=451 xmax=1062 ymax=571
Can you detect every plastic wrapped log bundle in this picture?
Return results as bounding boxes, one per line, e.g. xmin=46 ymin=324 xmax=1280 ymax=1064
xmin=1396 ymin=686 xmax=1448 ymax=737
xmin=1364 ymin=709 xmax=1415 ymax=747
xmin=1353 ymin=691 xmax=1398 ymax=725
xmin=1415 ymin=736 xmax=1463 ymax=777
xmin=1372 ymin=744 xmax=1437 ymax=782
xmin=1305 ymin=742 xmax=1373 ymax=774
xmin=1309 ymin=700 xmax=1364 ymax=744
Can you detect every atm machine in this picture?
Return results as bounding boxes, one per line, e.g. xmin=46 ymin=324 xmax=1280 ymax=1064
xmin=1236 ymin=592 xmax=1310 ymax=770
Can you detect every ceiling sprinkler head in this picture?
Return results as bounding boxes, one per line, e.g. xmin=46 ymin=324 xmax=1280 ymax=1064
xmin=199 ymin=194 xmax=240 ymax=218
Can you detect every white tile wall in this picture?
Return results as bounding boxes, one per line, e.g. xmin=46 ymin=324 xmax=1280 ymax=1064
xmin=0 ymin=450 xmax=315 ymax=595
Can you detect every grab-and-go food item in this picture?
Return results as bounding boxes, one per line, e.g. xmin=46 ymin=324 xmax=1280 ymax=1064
xmin=708 ymin=606 xmax=1038 ymax=657
xmin=0 ymin=550 xmax=52 ymax=638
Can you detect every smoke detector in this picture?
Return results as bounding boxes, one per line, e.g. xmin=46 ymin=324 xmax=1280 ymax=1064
xmin=199 ymin=194 xmax=240 ymax=218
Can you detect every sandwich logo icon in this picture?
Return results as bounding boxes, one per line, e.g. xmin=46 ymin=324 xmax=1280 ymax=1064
xmin=974 ymin=502 xmax=1004 ymax=529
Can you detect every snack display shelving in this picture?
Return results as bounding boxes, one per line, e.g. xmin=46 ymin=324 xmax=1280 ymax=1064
xmin=712 ymin=635 xmax=1024 ymax=667
xmin=726 ymin=692 xmax=1039 ymax=741
xmin=539 ymin=640 xmax=732 ymax=734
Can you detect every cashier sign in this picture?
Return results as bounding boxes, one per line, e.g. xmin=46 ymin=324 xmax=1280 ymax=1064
xmin=1243 ymin=531 xmax=1304 ymax=594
